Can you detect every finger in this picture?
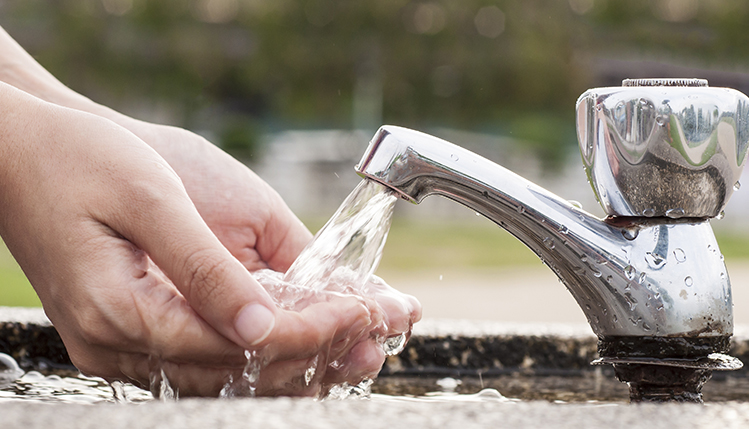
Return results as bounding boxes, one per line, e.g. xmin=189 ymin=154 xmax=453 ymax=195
xmin=367 ymin=276 xmax=423 ymax=334
xmin=261 ymin=297 xmax=373 ymax=362
xmin=68 ymin=226 xmax=247 ymax=364
xmin=115 ymin=353 xmax=237 ymax=397
xmin=254 ymin=192 xmax=314 ymax=272
xmin=323 ymin=340 xmax=386 ymax=385
xmin=85 ymin=130 xmax=281 ymax=350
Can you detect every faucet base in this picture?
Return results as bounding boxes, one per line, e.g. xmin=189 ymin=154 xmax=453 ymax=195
xmin=593 ymin=336 xmax=742 ymax=403
xmin=613 ymin=364 xmax=711 ymax=403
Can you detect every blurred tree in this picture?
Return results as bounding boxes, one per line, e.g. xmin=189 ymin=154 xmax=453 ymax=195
xmin=1 ymin=0 xmax=748 ymax=166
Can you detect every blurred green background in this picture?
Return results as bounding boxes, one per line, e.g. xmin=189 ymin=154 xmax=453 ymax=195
xmin=2 ymin=0 xmax=749 ymax=307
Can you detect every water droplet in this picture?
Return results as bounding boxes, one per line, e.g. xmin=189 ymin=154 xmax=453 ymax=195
xmin=642 ymin=208 xmax=655 ymax=217
xmin=720 ymin=272 xmax=726 ymax=280
xmin=639 ymin=98 xmax=649 ymax=105
xmin=624 ymin=293 xmax=638 ymax=311
xmin=638 ymin=272 xmax=647 ymax=284
xmin=517 ymin=205 xmax=526 ymax=214
xmin=383 ymin=333 xmax=408 ymax=357
xmin=592 ymin=269 xmax=602 ymax=278
xmin=595 ymin=104 xmax=603 ymax=112
xmin=673 ymin=248 xmax=686 ymax=263
xmin=645 ymin=252 xmax=667 ymax=270
xmin=569 ymin=200 xmax=583 ymax=209
xmin=581 ymin=256 xmax=588 ymax=263
xmin=643 ymin=323 xmax=652 ymax=331
xmin=559 ymin=225 xmax=569 ymax=234
xmin=624 ymin=265 xmax=636 ymax=280
xmin=735 ymin=181 xmax=741 ymax=191
xmin=685 ymin=276 xmax=694 ymax=287
xmin=585 ymin=304 xmax=591 ymax=310
xmin=450 ymin=153 xmax=459 ymax=162
xmin=665 ymin=208 xmax=685 ymax=219
xmin=573 ymin=266 xmax=585 ymax=275
xmin=656 ymin=115 xmax=667 ymax=126
xmin=622 ymin=227 xmax=639 ymax=240
xmin=605 ymin=275 xmax=613 ymax=283
xmin=603 ymin=308 xmax=608 ymax=315
xmin=716 ymin=211 xmax=726 ymax=220
xmin=543 ymin=237 xmax=555 ymax=249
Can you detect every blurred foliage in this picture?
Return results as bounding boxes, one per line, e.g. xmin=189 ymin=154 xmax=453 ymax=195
xmin=1 ymin=0 xmax=749 ymax=166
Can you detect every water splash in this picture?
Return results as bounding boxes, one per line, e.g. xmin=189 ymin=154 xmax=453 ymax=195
xmin=284 ymin=179 xmax=398 ymax=292
xmin=228 ymin=179 xmax=403 ymax=399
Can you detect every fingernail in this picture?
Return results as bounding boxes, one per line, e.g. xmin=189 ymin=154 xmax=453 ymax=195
xmin=235 ymin=303 xmax=276 ymax=347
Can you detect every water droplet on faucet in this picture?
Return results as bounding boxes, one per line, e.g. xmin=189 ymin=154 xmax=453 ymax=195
xmin=543 ymin=237 xmax=555 ymax=249
xmin=645 ymin=252 xmax=667 ymax=270
xmin=685 ymin=276 xmax=694 ymax=287
xmin=638 ymin=272 xmax=647 ymax=284
xmin=716 ymin=211 xmax=726 ymax=220
xmin=624 ymin=265 xmax=636 ymax=280
xmin=665 ymin=208 xmax=685 ymax=219
xmin=673 ymin=248 xmax=686 ymax=263
xmin=559 ymin=225 xmax=569 ymax=234
xmin=622 ymin=227 xmax=639 ymax=240
xmin=734 ymin=181 xmax=741 ymax=191
xmin=642 ymin=208 xmax=655 ymax=217
xmin=450 ymin=154 xmax=459 ymax=162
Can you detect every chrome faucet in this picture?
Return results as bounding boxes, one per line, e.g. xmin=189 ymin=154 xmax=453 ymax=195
xmin=355 ymin=78 xmax=749 ymax=402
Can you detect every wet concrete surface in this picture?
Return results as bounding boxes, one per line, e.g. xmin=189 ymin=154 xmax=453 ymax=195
xmin=4 ymin=397 xmax=749 ymax=429
xmin=5 ymin=261 xmax=749 ymax=427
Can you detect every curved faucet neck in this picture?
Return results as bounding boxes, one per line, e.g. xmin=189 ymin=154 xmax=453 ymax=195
xmin=356 ymin=126 xmax=732 ymax=339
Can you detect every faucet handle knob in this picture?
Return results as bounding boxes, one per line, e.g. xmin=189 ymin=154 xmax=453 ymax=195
xmin=622 ymin=78 xmax=708 ymax=87
xmin=576 ymin=79 xmax=749 ymax=219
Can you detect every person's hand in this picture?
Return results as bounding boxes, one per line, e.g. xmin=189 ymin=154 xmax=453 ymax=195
xmin=0 ymin=25 xmax=422 ymax=394
xmin=123 ymin=120 xmax=422 ymax=391
xmin=0 ymin=82 xmax=379 ymax=396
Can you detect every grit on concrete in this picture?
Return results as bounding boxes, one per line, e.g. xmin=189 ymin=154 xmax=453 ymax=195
xmin=384 ymin=260 xmax=749 ymax=326
xmin=3 ymin=398 xmax=749 ymax=429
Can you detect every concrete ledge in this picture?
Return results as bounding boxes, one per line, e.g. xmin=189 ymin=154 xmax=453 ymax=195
xmin=4 ymin=307 xmax=749 ymax=379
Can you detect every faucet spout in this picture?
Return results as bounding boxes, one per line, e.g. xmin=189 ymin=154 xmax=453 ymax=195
xmin=356 ymin=126 xmax=732 ymax=345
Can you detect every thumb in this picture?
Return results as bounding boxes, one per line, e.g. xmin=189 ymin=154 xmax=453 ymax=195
xmin=95 ymin=139 xmax=278 ymax=349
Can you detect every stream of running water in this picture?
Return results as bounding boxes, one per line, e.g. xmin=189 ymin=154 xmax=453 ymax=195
xmin=217 ymin=179 xmax=403 ymax=399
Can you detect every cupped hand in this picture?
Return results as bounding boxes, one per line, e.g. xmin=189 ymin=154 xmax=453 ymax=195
xmin=0 ymin=24 xmax=422 ymax=397
xmin=0 ymin=83 xmax=375 ymax=396
xmin=118 ymin=118 xmax=423 ymax=390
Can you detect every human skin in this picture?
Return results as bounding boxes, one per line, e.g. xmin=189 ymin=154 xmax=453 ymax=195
xmin=0 ymin=27 xmax=421 ymax=396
